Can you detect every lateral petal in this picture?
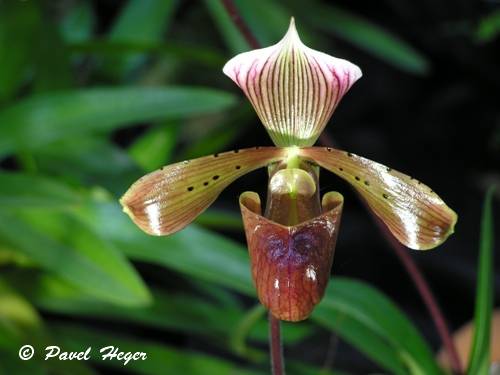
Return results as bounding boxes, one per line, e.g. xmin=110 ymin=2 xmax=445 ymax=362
xmin=120 ymin=147 xmax=286 ymax=236
xmin=299 ymin=147 xmax=457 ymax=250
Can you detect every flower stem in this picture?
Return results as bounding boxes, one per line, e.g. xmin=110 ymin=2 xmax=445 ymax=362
xmin=269 ymin=313 xmax=285 ymax=375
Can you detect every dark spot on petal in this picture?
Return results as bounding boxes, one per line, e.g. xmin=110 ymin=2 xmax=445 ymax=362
xmin=386 ymin=167 xmax=392 ymax=172
xmin=204 ymin=182 xmax=209 ymax=186
xmin=339 ymin=167 xmax=343 ymax=171
xmin=235 ymin=165 xmax=241 ymax=169
xmin=347 ymin=152 xmax=353 ymax=157
xmin=213 ymin=175 xmax=220 ymax=180
xmin=187 ymin=186 xmax=194 ymax=192
xmin=355 ymin=176 xmax=361 ymax=181
xmin=214 ymin=153 xmax=219 ymax=157
xmin=234 ymin=149 xmax=239 ymax=153
xmin=383 ymin=193 xmax=389 ymax=199
xmin=364 ymin=180 xmax=370 ymax=186
xmin=326 ymin=147 xmax=332 ymax=152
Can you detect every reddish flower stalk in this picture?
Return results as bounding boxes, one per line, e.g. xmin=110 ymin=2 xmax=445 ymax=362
xmin=269 ymin=313 xmax=285 ymax=375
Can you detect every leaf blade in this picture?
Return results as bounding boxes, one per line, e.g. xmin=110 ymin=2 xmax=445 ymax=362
xmin=467 ymin=186 xmax=496 ymax=374
xmin=0 ymin=87 xmax=236 ymax=157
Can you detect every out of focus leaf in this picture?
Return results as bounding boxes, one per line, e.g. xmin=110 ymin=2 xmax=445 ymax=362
xmin=32 ymin=14 xmax=73 ymax=92
xmin=314 ymin=279 xmax=443 ymax=375
xmin=35 ymin=136 xmax=142 ymax=195
xmin=68 ymin=40 xmax=226 ymax=67
xmin=0 ymin=211 xmax=151 ymax=307
xmin=216 ymin=0 xmax=317 ymax=48
xmin=180 ymin=105 xmax=253 ymax=160
xmin=79 ymin=201 xmax=254 ymax=294
xmin=234 ymin=0 xmax=292 ymax=45
xmin=104 ymin=0 xmax=178 ymax=79
xmin=204 ymin=0 xmax=250 ymax=53
xmin=195 ymin=209 xmax=243 ymax=231
xmin=12 ymin=271 xmax=311 ymax=349
xmin=0 ymin=279 xmax=98 ymax=375
xmin=0 ymin=87 xmax=236 ymax=157
xmin=53 ymin=324 xmax=265 ymax=375
xmin=467 ymin=186 xmax=496 ymax=375
xmin=0 ymin=1 xmax=38 ymax=101
xmin=476 ymin=10 xmax=500 ymax=43
xmin=306 ymin=4 xmax=430 ymax=75
xmin=59 ymin=1 xmax=95 ymax=43
xmin=129 ymin=122 xmax=179 ymax=171
xmin=0 ymin=171 xmax=81 ymax=208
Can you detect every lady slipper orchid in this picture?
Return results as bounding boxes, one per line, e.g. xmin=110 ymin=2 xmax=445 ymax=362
xmin=120 ymin=19 xmax=457 ymax=322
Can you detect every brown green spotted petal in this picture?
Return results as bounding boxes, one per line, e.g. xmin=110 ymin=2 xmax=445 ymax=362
xmin=240 ymin=191 xmax=343 ymax=321
xmin=299 ymin=147 xmax=457 ymax=250
xmin=223 ymin=18 xmax=362 ymax=147
xmin=120 ymin=147 xmax=286 ymax=236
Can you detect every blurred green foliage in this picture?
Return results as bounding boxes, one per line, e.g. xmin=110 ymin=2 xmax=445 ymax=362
xmin=0 ymin=1 xmax=496 ymax=374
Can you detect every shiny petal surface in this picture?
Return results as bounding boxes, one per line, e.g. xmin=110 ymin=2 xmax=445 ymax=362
xmin=121 ymin=147 xmax=286 ymax=236
xmin=299 ymin=147 xmax=457 ymax=250
xmin=240 ymin=191 xmax=343 ymax=321
xmin=223 ymin=19 xmax=362 ymax=147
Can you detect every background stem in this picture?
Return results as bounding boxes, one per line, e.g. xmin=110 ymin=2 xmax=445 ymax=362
xmin=374 ymin=216 xmax=464 ymax=374
xmin=220 ymin=0 xmax=261 ymax=49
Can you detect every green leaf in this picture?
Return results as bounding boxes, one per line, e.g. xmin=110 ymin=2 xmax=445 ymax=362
xmin=467 ymin=186 xmax=496 ymax=375
xmin=78 ymin=201 xmax=254 ymax=294
xmin=0 ymin=279 xmax=99 ymax=375
xmin=58 ymin=1 xmax=95 ymax=43
xmin=0 ymin=87 xmax=236 ymax=157
xmin=179 ymin=105 xmax=253 ymax=160
xmin=110 ymin=0 xmax=177 ymax=44
xmin=476 ymin=10 xmax=500 ymax=43
xmin=195 ymin=209 xmax=243 ymax=231
xmin=0 ymin=1 xmax=39 ymax=101
xmin=53 ymin=324 xmax=266 ymax=375
xmin=314 ymin=279 xmax=444 ymax=375
xmin=68 ymin=40 xmax=226 ymax=67
xmin=129 ymin=122 xmax=179 ymax=171
xmin=307 ymin=4 xmax=430 ymax=75
xmin=32 ymin=13 xmax=73 ymax=92
xmin=233 ymin=0 xmax=292 ymax=45
xmin=14 ymin=271 xmax=311 ymax=350
xmin=34 ymin=136 xmax=142 ymax=195
xmin=104 ymin=0 xmax=178 ymax=79
xmin=0 ymin=211 xmax=151 ymax=307
xmin=0 ymin=171 xmax=81 ymax=208
xmin=204 ymin=0 xmax=250 ymax=53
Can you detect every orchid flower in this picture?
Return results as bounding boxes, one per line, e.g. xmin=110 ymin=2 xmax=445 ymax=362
xmin=120 ymin=19 xmax=457 ymax=322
